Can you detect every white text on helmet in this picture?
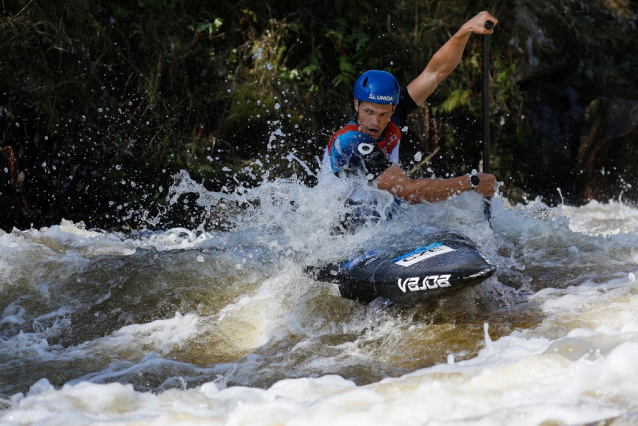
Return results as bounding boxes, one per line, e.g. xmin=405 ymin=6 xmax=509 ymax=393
xmin=368 ymin=94 xmax=394 ymax=101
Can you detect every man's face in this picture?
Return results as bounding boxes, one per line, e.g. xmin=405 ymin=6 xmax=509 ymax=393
xmin=354 ymin=101 xmax=397 ymax=140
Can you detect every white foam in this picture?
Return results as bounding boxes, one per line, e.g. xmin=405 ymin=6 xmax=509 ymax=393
xmin=107 ymin=312 xmax=200 ymax=355
xmin=58 ymin=219 xmax=103 ymax=238
xmin=7 ymin=273 xmax=638 ymax=425
xmin=3 ymin=323 xmax=637 ymax=425
xmin=7 ymin=179 xmax=638 ymax=425
xmin=564 ymin=200 xmax=638 ymax=236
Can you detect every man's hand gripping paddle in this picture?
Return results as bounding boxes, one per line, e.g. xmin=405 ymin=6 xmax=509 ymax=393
xmin=482 ymin=20 xmax=494 ymax=222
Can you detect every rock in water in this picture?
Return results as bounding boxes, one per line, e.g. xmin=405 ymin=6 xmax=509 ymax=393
xmin=577 ymin=97 xmax=638 ymax=203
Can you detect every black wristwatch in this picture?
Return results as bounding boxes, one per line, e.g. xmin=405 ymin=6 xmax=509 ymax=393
xmin=469 ymin=174 xmax=480 ymax=190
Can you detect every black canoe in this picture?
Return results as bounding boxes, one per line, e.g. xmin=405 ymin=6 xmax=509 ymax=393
xmin=305 ymin=233 xmax=496 ymax=306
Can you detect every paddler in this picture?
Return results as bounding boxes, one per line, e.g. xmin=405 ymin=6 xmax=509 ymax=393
xmin=325 ymin=11 xmax=498 ymax=208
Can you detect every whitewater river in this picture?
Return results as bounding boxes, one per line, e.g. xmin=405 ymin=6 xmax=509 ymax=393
xmin=2 ymin=171 xmax=638 ymax=425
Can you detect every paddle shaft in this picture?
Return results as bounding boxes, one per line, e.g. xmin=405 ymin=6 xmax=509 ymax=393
xmin=482 ymin=21 xmax=493 ymax=174
xmin=482 ymin=20 xmax=494 ymax=221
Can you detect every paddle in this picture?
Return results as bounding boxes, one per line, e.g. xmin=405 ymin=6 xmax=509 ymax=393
xmin=482 ymin=20 xmax=494 ymax=221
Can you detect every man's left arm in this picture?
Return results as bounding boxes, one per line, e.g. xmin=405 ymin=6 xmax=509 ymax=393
xmin=375 ymin=165 xmax=496 ymax=203
xmin=407 ymin=11 xmax=498 ymax=106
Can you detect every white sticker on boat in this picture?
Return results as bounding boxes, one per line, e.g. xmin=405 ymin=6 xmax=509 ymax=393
xmin=394 ymin=245 xmax=455 ymax=267
xmin=397 ymin=275 xmax=452 ymax=292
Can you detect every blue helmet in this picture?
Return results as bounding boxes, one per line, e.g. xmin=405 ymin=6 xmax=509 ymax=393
xmin=353 ymin=70 xmax=400 ymax=105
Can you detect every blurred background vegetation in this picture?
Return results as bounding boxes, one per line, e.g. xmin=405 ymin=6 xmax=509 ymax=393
xmin=1 ymin=0 xmax=637 ymax=230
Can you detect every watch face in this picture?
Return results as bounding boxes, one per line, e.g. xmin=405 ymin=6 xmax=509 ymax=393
xmin=470 ymin=175 xmax=480 ymax=186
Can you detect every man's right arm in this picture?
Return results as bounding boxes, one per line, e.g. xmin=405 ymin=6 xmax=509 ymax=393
xmin=375 ymin=165 xmax=496 ymax=203
xmin=407 ymin=11 xmax=498 ymax=106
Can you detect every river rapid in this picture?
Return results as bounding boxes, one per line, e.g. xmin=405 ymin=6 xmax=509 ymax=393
xmin=3 ymin=171 xmax=638 ymax=425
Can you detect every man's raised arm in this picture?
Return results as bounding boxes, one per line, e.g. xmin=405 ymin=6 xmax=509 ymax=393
xmin=407 ymin=11 xmax=498 ymax=106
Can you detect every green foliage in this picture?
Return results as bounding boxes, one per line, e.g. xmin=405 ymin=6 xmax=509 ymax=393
xmin=438 ymin=89 xmax=471 ymax=113
xmin=189 ymin=17 xmax=223 ymax=36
